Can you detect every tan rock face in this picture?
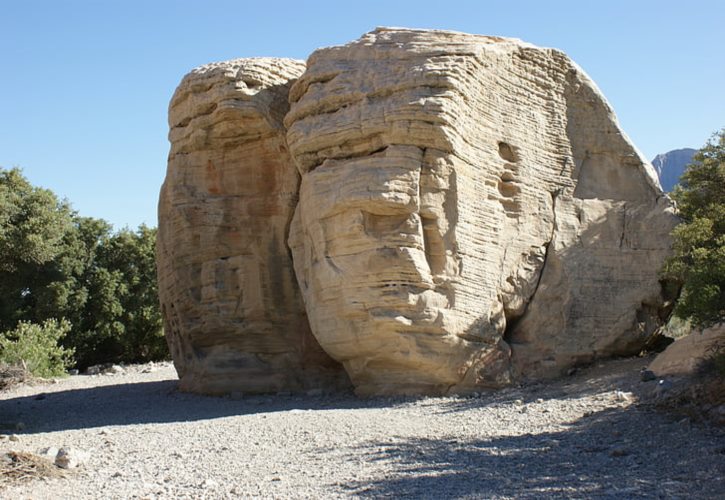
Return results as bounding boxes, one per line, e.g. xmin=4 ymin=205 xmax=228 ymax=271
xmin=157 ymin=58 xmax=348 ymax=394
xmin=159 ymin=29 xmax=678 ymax=396
xmin=285 ymin=28 xmax=677 ymax=394
xmin=649 ymin=324 xmax=724 ymax=377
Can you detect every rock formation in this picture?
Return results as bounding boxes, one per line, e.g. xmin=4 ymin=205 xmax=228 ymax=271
xmin=157 ymin=58 xmax=348 ymax=394
xmin=649 ymin=323 xmax=724 ymax=377
xmin=651 ymin=148 xmax=696 ymax=192
xmin=158 ymin=29 xmax=679 ymax=396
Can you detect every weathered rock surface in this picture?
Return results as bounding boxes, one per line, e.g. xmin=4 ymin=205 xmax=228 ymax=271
xmin=649 ymin=323 xmax=724 ymax=377
xmin=285 ymin=28 xmax=677 ymax=394
xmin=159 ymin=29 xmax=678 ymax=396
xmin=157 ymin=58 xmax=347 ymax=394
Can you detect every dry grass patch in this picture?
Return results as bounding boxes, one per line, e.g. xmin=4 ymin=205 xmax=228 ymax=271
xmin=0 ymin=364 xmax=31 ymax=391
xmin=0 ymin=451 xmax=68 ymax=485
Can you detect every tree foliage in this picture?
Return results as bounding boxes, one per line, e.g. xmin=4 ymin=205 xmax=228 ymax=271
xmin=68 ymin=224 xmax=166 ymax=367
xmin=0 ymin=169 xmax=76 ymax=330
xmin=0 ymin=167 xmax=167 ymax=369
xmin=663 ymin=130 xmax=725 ymax=328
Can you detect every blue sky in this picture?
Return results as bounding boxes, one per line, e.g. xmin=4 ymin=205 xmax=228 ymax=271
xmin=2 ymin=0 xmax=723 ymax=229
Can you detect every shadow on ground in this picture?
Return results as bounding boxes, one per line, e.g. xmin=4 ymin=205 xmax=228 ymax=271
xmin=0 ymin=379 xmax=370 ymax=433
xmin=0 ymin=358 xmax=642 ymax=434
xmin=1 ymin=358 xmax=724 ymax=498
xmin=338 ymin=405 xmax=725 ymax=499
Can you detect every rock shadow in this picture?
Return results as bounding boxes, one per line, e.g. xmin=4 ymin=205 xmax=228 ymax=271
xmin=336 ymin=404 xmax=725 ymax=498
xmin=0 ymin=379 xmax=364 ymax=434
xmin=0 ymin=357 xmax=662 ymax=434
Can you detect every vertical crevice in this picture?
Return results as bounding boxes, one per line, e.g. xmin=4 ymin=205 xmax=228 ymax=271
xmin=421 ymin=215 xmax=446 ymax=275
xmin=418 ymin=147 xmax=446 ymax=276
xmin=502 ymin=189 xmax=560 ymax=344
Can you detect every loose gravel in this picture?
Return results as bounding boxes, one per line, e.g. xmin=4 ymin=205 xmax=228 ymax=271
xmin=1 ymin=358 xmax=723 ymax=499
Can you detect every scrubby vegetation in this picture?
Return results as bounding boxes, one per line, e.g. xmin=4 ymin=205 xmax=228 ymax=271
xmin=0 ymin=320 xmax=73 ymax=378
xmin=663 ymin=129 xmax=725 ymax=328
xmin=662 ymin=129 xmax=725 ymax=395
xmin=0 ymin=167 xmax=167 ymax=377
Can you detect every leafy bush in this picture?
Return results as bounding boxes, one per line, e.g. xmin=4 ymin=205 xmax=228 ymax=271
xmin=0 ymin=167 xmax=168 ymax=370
xmin=68 ymin=225 xmax=166 ymax=367
xmin=0 ymin=320 xmax=74 ymax=378
xmin=663 ymin=130 xmax=725 ymax=328
xmin=0 ymin=168 xmax=77 ymax=331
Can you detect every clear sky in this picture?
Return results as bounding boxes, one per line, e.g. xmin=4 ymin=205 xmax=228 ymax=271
xmin=2 ymin=0 xmax=723 ymax=229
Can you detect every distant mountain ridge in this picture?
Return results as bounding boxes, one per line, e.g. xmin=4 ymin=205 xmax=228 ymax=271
xmin=651 ymin=148 xmax=696 ymax=192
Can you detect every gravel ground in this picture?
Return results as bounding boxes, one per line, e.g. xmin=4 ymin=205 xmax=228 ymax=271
xmin=1 ymin=357 xmax=723 ymax=499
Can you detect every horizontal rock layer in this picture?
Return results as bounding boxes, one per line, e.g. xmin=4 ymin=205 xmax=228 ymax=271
xmin=285 ymin=28 xmax=677 ymax=394
xmin=159 ymin=29 xmax=678 ymax=396
xmin=157 ymin=58 xmax=348 ymax=394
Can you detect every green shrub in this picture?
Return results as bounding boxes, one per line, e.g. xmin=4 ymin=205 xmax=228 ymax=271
xmin=0 ymin=320 xmax=74 ymax=378
xmin=1 ymin=168 xmax=168 ymax=369
xmin=67 ymin=225 xmax=167 ymax=368
xmin=662 ymin=129 xmax=725 ymax=328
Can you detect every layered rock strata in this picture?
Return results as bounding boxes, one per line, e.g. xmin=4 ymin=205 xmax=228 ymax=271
xmin=285 ymin=28 xmax=677 ymax=394
xmin=157 ymin=58 xmax=347 ymax=394
xmin=158 ymin=29 xmax=678 ymax=396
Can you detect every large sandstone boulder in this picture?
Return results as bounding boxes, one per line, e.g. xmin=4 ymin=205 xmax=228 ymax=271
xmin=157 ymin=58 xmax=348 ymax=394
xmin=285 ymin=28 xmax=677 ymax=394
xmin=158 ymin=29 xmax=678 ymax=396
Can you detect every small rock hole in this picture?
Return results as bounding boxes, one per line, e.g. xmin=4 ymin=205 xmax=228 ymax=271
xmin=498 ymin=142 xmax=518 ymax=162
xmin=498 ymin=179 xmax=520 ymax=198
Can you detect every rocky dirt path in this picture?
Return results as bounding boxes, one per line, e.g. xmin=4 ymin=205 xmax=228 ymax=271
xmin=1 ymin=357 xmax=723 ymax=499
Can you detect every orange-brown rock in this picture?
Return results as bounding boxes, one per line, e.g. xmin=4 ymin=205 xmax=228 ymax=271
xmin=157 ymin=58 xmax=347 ymax=394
